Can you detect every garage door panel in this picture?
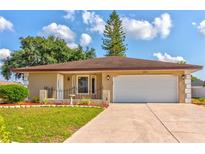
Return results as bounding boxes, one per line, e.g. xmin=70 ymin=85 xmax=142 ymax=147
xmin=113 ymin=75 xmax=178 ymax=103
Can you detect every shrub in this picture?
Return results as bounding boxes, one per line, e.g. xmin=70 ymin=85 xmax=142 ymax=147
xmin=77 ymin=99 xmax=91 ymax=106
xmin=192 ymin=98 xmax=205 ymax=105
xmin=198 ymin=98 xmax=205 ymax=102
xmin=42 ymin=98 xmax=49 ymax=104
xmin=32 ymin=96 xmax=40 ymax=103
xmin=101 ymin=102 xmax=109 ymax=108
xmin=0 ymin=116 xmax=11 ymax=143
xmin=0 ymin=84 xmax=29 ymax=103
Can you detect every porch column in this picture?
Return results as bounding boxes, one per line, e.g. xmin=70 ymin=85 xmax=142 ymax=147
xmin=102 ymin=90 xmax=110 ymax=104
xmin=101 ymin=72 xmax=111 ymax=103
xmin=184 ymin=71 xmax=191 ymax=103
xmin=23 ymin=73 xmax=29 ymax=101
xmin=56 ymin=74 xmax=64 ymax=100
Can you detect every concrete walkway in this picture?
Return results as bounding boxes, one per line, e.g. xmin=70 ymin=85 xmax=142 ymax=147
xmin=64 ymin=103 xmax=205 ymax=143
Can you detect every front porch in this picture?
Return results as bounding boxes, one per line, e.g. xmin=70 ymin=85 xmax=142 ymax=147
xmin=41 ymin=73 xmax=104 ymax=101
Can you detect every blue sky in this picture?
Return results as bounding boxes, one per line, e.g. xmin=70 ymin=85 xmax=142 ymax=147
xmin=0 ymin=10 xmax=205 ymax=80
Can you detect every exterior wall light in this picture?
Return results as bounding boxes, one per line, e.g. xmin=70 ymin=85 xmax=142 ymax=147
xmin=67 ymin=77 xmax=70 ymax=81
xmin=182 ymin=74 xmax=186 ymax=80
xmin=106 ymin=75 xmax=110 ymax=80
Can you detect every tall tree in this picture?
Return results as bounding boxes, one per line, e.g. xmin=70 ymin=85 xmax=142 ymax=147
xmin=191 ymin=75 xmax=200 ymax=81
xmin=1 ymin=36 xmax=96 ymax=80
xmin=102 ymin=10 xmax=127 ymax=56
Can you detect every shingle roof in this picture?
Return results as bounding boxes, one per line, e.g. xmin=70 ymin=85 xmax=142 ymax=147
xmin=12 ymin=56 xmax=203 ymax=72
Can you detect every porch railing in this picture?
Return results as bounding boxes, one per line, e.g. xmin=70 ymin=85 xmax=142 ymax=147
xmin=44 ymin=86 xmax=102 ymax=99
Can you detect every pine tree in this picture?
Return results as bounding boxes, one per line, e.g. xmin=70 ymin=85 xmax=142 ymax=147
xmin=102 ymin=11 xmax=127 ymax=56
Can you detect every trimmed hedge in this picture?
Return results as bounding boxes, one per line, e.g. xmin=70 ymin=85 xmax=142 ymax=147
xmin=0 ymin=84 xmax=29 ymax=103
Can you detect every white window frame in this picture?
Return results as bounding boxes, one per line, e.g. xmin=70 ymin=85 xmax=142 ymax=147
xmin=76 ymin=75 xmax=89 ymax=95
xmin=91 ymin=75 xmax=97 ymax=94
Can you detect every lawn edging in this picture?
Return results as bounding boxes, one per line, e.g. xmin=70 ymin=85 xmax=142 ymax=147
xmin=63 ymin=105 xmax=108 ymax=143
xmin=0 ymin=104 xmax=105 ymax=109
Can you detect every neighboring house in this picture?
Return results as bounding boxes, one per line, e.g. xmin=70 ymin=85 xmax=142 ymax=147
xmin=192 ymin=79 xmax=205 ymax=87
xmin=192 ymin=79 xmax=205 ymax=98
xmin=0 ymin=81 xmax=19 ymax=85
xmin=13 ymin=56 xmax=203 ymax=103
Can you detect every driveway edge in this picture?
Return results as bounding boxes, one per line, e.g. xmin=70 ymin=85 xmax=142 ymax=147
xmin=63 ymin=107 xmax=107 ymax=143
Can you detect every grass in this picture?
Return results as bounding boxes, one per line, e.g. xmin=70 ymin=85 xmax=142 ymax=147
xmin=192 ymin=98 xmax=205 ymax=105
xmin=0 ymin=107 xmax=103 ymax=143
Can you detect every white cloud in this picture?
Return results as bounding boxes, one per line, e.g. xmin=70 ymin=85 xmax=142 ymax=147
xmin=122 ymin=13 xmax=172 ymax=40
xmin=41 ymin=22 xmax=76 ymax=42
xmin=63 ymin=10 xmax=76 ymax=21
xmin=82 ymin=11 xmax=106 ymax=34
xmin=0 ymin=16 xmax=14 ymax=32
xmin=41 ymin=23 xmax=93 ymax=49
xmin=192 ymin=22 xmax=197 ymax=26
xmin=0 ymin=48 xmax=11 ymax=72
xmin=0 ymin=48 xmax=11 ymax=60
xmin=80 ymin=33 xmax=92 ymax=47
xmin=153 ymin=13 xmax=172 ymax=38
xmin=197 ymin=20 xmax=205 ymax=36
xmin=67 ymin=42 xmax=78 ymax=49
xmin=153 ymin=52 xmax=186 ymax=63
xmin=122 ymin=18 xmax=157 ymax=40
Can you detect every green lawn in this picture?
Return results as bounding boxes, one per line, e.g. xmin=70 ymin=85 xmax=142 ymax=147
xmin=0 ymin=107 xmax=103 ymax=143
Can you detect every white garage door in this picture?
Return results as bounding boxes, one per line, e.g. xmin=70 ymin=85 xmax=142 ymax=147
xmin=113 ymin=75 xmax=178 ymax=103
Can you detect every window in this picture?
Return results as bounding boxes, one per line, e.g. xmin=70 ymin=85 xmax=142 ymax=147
xmin=77 ymin=76 xmax=89 ymax=94
xmin=91 ymin=76 xmax=96 ymax=94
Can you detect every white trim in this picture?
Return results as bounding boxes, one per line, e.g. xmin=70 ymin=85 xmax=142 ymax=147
xmin=76 ymin=75 xmax=89 ymax=95
xmin=91 ymin=75 xmax=97 ymax=94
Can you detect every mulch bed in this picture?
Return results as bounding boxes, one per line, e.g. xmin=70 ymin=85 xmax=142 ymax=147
xmin=0 ymin=102 xmax=109 ymax=108
xmin=0 ymin=102 xmax=68 ymax=106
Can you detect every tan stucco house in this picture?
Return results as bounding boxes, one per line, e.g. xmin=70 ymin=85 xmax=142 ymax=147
xmin=13 ymin=56 xmax=202 ymax=103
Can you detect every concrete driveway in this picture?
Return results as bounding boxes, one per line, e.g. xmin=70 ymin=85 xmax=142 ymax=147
xmin=64 ymin=103 xmax=205 ymax=143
